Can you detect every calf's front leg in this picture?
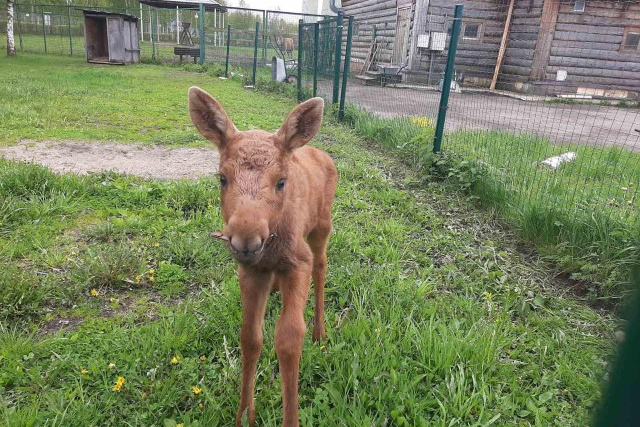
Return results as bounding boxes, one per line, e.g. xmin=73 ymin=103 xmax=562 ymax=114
xmin=275 ymin=265 xmax=312 ymax=427
xmin=236 ymin=269 xmax=273 ymax=427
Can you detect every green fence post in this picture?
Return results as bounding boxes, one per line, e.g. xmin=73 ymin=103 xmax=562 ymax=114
xmin=338 ymin=16 xmax=354 ymax=121
xmin=297 ymin=19 xmax=303 ymax=102
xmin=432 ymin=4 xmax=463 ymax=154
xmin=68 ymin=5 xmax=73 ymax=56
xmin=199 ymin=3 xmax=205 ymax=65
xmin=332 ymin=12 xmax=344 ymax=104
xmin=262 ymin=11 xmax=267 ymax=62
xmin=151 ymin=8 xmax=157 ymax=61
xmin=42 ymin=7 xmax=47 ymax=54
xmin=312 ymin=22 xmax=319 ymax=97
xmin=252 ymin=21 xmax=259 ymax=86
xmin=225 ymin=25 xmax=231 ymax=76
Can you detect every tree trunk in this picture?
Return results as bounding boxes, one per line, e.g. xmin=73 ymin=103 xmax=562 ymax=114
xmin=7 ymin=0 xmax=16 ymax=56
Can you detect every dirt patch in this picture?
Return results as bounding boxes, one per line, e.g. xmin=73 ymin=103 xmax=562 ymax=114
xmin=39 ymin=316 xmax=84 ymax=336
xmin=0 ymin=140 xmax=220 ymax=180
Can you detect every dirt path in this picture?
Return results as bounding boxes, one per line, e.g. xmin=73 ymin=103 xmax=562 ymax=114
xmin=0 ymin=140 xmax=220 ymax=180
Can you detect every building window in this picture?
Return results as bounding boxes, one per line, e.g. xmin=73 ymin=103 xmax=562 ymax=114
xmin=573 ymin=1 xmax=586 ymax=12
xmin=622 ymin=29 xmax=640 ymax=52
xmin=463 ymin=23 xmax=481 ymax=40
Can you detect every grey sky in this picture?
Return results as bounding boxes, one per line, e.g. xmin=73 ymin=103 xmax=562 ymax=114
xmin=227 ymin=0 xmax=304 ymax=13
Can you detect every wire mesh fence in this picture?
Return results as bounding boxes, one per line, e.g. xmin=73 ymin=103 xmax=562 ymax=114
xmin=0 ymin=2 xmax=329 ymax=73
xmin=299 ymin=15 xmax=342 ymax=103
xmin=335 ymin=1 xmax=640 ymax=297
xmin=441 ymin=1 xmax=640 ymax=231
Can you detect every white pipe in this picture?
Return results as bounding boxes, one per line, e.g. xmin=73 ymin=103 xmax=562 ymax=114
xmin=176 ymin=5 xmax=180 ymax=44
xmin=140 ymin=3 xmax=143 ymax=41
xmin=214 ymin=9 xmax=217 ymax=46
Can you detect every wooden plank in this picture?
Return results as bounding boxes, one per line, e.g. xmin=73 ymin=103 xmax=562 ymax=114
xmin=547 ymin=56 xmax=640 ymax=72
xmin=550 ymin=46 xmax=640 ymax=62
xmin=491 ymin=0 xmax=515 ymax=90
xmin=553 ymin=31 xmax=623 ymax=44
xmin=554 ymin=23 xmax=625 ymax=37
xmin=530 ymin=0 xmax=560 ymax=80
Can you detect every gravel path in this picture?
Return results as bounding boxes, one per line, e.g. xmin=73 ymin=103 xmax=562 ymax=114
xmin=0 ymin=140 xmax=220 ymax=180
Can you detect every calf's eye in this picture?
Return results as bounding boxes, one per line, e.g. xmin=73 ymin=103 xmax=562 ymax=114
xmin=276 ymin=178 xmax=286 ymax=192
xmin=219 ymin=174 xmax=228 ymax=187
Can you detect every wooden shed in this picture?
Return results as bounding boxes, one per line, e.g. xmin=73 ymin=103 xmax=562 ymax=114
xmin=83 ymin=10 xmax=140 ymax=64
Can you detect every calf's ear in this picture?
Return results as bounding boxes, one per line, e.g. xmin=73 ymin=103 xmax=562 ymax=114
xmin=188 ymin=86 xmax=238 ymax=149
xmin=276 ymin=97 xmax=324 ymax=151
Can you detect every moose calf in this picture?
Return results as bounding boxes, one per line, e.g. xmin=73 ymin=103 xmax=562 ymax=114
xmin=188 ymin=87 xmax=338 ymax=427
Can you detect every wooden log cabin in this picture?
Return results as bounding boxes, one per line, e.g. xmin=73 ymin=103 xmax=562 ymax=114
xmin=340 ymin=0 xmax=640 ymax=99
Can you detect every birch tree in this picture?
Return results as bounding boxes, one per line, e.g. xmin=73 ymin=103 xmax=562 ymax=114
xmin=6 ymin=0 xmax=16 ymax=56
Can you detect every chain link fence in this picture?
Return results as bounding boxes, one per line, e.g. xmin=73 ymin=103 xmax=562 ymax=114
xmin=335 ymin=1 xmax=640 ymax=298
xmin=0 ymin=2 xmax=328 ymax=73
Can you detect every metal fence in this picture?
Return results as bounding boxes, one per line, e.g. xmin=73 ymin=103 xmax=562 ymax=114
xmin=299 ymin=15 xmax=344 ymax=104
xmin=334 ymin=1 xmax=640 ymax=295
xmin=0 ymin=2 xmax=329 ymax=71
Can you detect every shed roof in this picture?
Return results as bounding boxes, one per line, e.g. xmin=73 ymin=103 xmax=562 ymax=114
xmin=81 ymin=10 xmax=139 ymax=22
xmin=138 ymin=0 xmax=225 ymax=11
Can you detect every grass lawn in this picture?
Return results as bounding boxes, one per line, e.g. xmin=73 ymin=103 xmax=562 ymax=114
xmin=0 ymin=54 xmax=618 ymax=426
xmin=340 ymin=109 xmax=640 ymax=303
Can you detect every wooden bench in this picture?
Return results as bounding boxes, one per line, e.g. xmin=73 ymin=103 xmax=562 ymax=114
xmin=174 ymin=46 xmax=200 ymax=63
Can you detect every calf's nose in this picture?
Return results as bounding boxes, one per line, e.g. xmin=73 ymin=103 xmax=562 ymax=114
xmin=229 ymin=235 xmax=264 ymax=256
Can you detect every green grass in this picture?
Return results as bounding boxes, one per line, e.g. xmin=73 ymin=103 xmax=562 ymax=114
xmin=340 ymin=105 xmax=640 ymax=304
xmin=0 ymin=53 xmax=619 ymax=426
xmin=0 ymin=53 xmax=288 ymax=146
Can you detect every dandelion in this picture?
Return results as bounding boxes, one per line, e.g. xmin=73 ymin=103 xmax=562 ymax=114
xmin=149 ymin=276 xmax=155 ymax=283
xmin=112 ymin=376 xmax=125 ymax=392
xmin=109 ymin=297 xmax=117 ymax=303
xmin=90 ymin=289 xmax=99 ymax=297
xmin=198 ymin=402 xmax=204 ymax=410
xmin=483 ymin=292 xmax=493 ymax=301
xmin=199 ymin=355 xmax=208 ymax=362
xmin=171 ymin=356 xmax=179 ymax=365
xmin=176 ymin=424 xmax=184 ymax=427
xmin=81 ymin=368 xmax=89 ymax=375
xmin=153 ymin=242 xmax=160 ymax=248
xmin=148 ymin=268 xmax=156 ymax=275
xmin=192 ymin=385 xmax=202 ymax=395
xmin=411 ymin=116 xmax=433 ymax=128
xmin=135 ymin=274 xmax=142 ymax=284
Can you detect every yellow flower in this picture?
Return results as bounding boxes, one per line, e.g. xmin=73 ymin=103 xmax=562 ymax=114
xmin=108 ymin=363 xmax=116 ymax=370
xmin=411 ymin=116 xmax=433 ymax=128
xmin=112 ymin=376 xmax=125 ymax=392
xmin=198 ymin=402 xmax=204 ymax=410
xmin=199 ymin=355 xmax=207 ymax=362
xmin=90 ymin=289 xmax=99 ymax=297
xmin=176 ymin=424 xmax=184 ymax=427
xmin=149 ymin=276 xmax=155 ymax=283
xmin=484 ymin=292 xmax=493 ymax=301
xmin=153 ymin=242 xmax=160 ymax=248
xmin=171 ymin=356 xmax=179 ymax=365
xmin=148 ymin=268 xmax=156 ymax=275
xmin=81 ymin=369 xmax=89 ymax=375
xmin=135 ymin=274 xmax=142 ymax=283
xmin=192 ymin=385 xmax=202 ymax=395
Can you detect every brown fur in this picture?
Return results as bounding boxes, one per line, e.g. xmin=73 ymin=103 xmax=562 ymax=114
xmin=188 ymin=87 xmax=338 ymax=427
xmin=283 ymin=37 xmax=294 ymax=58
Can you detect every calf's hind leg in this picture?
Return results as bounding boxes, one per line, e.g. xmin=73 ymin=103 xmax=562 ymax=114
xmin=308 ymin=224 xmax=331 ymax=342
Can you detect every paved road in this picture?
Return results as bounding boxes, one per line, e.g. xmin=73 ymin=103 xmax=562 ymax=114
xmin=344 ymin=81 xmax=640 ymax=152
